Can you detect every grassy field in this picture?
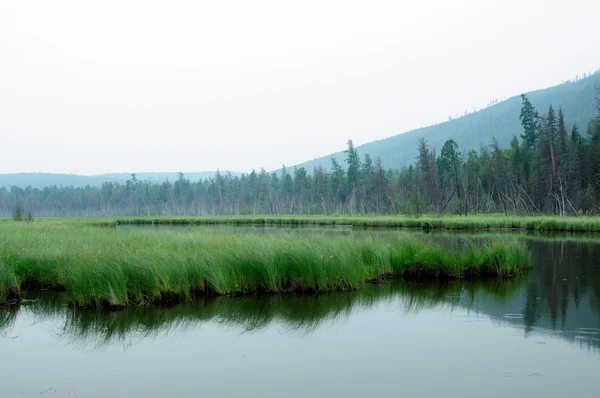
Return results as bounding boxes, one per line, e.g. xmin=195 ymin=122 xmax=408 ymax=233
xmin=0 ymin=219 xmax=529 ymax=308
xmin=109 ymin=214 xmax=600 ymax=232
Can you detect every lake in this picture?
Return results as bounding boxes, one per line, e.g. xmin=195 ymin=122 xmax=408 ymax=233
xmin=1 ymin=229 xmax=599 ymax=397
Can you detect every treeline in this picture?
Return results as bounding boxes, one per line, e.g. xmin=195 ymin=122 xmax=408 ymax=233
xmin=2 ymin=94 xmax=600 ymax=217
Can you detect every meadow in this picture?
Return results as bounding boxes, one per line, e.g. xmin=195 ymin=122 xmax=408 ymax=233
xmin=0 ymin=218 xmax=529 ymax=308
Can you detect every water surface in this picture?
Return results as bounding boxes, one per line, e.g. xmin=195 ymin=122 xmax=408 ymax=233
xmin=1 ymin=230 xmax=599 ymax=397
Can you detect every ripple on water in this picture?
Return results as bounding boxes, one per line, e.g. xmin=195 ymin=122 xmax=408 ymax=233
xmin=454 ymin=315 xmax=485 ymax=323
xmin=503 ymin=313 xmax=524 ymax=319
xmin=574 ymin=335 xmax=600 ymax=342
xmin=575 ymin=328 xmax=600 ymax=335
xmin=529 ymin=373 xmax=542 ymax=377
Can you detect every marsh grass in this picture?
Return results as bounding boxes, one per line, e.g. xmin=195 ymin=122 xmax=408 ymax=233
xmin=113 ymin=214 xmax=600 ymax=232
xmin=0 ymin=221 xmax=530 ymax=308
xmin=0 ymin=261 xmax=20 ymax=303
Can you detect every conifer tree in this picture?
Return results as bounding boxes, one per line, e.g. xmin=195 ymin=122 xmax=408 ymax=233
xmin=519 ymin=94 xmax=540 ymax=148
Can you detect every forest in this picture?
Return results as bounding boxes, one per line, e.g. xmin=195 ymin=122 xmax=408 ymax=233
xmin=2 ymin=94 xmax=600 ymax=217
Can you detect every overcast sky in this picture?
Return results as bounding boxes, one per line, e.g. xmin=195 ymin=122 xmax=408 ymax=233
xmin=2 ymin=0 xmax=599 ymax=175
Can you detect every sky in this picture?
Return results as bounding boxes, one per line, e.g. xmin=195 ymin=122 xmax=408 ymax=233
xmin=1 ymin=0 xmax=599 ymax=175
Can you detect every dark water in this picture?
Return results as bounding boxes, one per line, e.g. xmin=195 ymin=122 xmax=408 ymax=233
xmin=1 ymin=233 xmax=600 ymax=397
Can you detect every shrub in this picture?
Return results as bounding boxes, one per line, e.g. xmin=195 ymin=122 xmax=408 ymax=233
xmin=12 ymin=202 xmax=24 ymax=221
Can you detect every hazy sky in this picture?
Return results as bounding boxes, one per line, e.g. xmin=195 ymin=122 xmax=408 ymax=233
xmin=2 ymin=0 xmax=599 ymax=175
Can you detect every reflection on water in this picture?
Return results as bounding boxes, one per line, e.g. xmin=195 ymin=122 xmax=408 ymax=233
xmin=2 ymin=281 xmax=521 ymax=345
xmin=2 ymin=239 xmax=599 ymax=352
xmin=1 ymin=232 xmax=600 ymax=397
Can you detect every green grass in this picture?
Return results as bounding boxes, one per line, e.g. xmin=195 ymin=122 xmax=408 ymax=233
xmin=0 ymin=219 xmax=530 ymax=308
xmin=106 ymin=214 xmax=600 ymax=232
xmin=0 ymin=261 xmax=19 ymax=303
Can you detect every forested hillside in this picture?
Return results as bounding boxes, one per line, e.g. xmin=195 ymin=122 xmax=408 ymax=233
xmin=3 ymin=88 xmax=600 ymax=217
xmin=293 ymin=71 xmax=600 ymax=171
xmin=3 ymin=71 xmax=600 ymax=217
xmin=4 ymin=73 xmax=598 ymax=191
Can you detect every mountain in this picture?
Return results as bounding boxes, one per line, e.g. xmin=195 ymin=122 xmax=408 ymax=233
xmin=0 ymin=171 xmax=241 ymax=189
xmin=291 ymin=71 xmax=600 ymax=171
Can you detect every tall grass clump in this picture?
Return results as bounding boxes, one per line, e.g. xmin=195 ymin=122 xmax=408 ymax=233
xmin=0 ymin=261 xmax=20 ymax=303
xmin=0 ymin=220 xmax=530 ymax=308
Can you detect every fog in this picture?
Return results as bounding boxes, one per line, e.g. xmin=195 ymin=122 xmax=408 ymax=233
xmin=2 ymin=0 xmax=599 ymax=175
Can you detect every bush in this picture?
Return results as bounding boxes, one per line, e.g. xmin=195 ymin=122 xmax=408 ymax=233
xmin=12 ymin=202 xmax=24 ymax=221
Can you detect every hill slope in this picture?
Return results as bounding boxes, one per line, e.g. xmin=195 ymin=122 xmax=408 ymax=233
xmin=4 ymin=72 xmax=599 ymax=189
xmin=293 ymin=72 xmax=600 ymax=171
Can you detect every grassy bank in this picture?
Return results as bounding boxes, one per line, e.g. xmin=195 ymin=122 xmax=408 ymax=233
xmin=112 ymin=214 xmax=600 ymax=232
xmin=0 ymin=220 xmax=530 ymax=308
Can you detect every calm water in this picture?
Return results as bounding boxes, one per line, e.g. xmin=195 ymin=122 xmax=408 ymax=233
xmin=1 ymin=231 xmax=600 ymax=398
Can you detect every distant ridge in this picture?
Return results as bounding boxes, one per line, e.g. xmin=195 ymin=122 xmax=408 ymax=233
xmin=0 ymin=171 xmax=242 ymax=189
xmin=289 ymin=71 xmax=600 ymax=172
xmin=4 ymin=72 xmax=599 ymax=189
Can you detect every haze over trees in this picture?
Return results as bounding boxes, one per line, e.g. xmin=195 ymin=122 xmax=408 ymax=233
xmin=1 ymin=88 xmax=599 ymax=217
xmin=292 ymin=71 xmax=600 ymax=172
xmin=2 ymin=71 xmax=600 ymax=217
xmin=2 ymin=71 xmax=599 ymax=191
xmin=0 ymin=172 xmax=240 ymax=190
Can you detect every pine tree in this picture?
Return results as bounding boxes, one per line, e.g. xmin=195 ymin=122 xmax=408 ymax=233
xmin=344 ymin=140 xmax=361 ymax=191
xmin=344 ymin=140 xmax=361 ymax=212
xmin=416 ymin=138 xmax=431 ymax=201
xmin=519 ymin=94 xmax=540 ymax=148
xmin=571 ymin=124 xmax=581 ymax=143
xmin=330 ymin=158 xmax=345 ymax=209
xmin=438 ymin=139 xmax=463 ymax=213
xmin=557 ymin=106 xmax=568 ymax=166
xmin=361 ymin=154 xmax=373 ymax=212
xmin=545 ymin=105 xmax=559 ymax=182
xmin=374 ymin=157 xmax=386 ymax=212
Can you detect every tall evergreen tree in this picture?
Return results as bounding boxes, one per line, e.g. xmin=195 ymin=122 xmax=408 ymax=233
xmin=438 ymin=139 xmax=463 ymax=213
xmin=520 ymin=94 xmax=540 ymax=148
xmin=571 ymin=123 xmax=581 ymax=143
xmin=557 ymin=106 xmax=568 ymax=166
xmin=344 ymin=140 xmax=361 ymax=191
xmin=344 ymin=140 xmax=361 ymax=212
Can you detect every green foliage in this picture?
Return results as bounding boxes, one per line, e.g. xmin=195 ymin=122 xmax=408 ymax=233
xmin=520 ymin=94 xmax=540 ymax=148
xmin=407 ymin=187 xmax=423 ymax=218
xmin=294 ymin=72 xmax=600 ymax=171
xmin=0 ymin=220 xmax=530 ymax=308
xmin=12 ymin=202 xmax=24 ymax=221
xmin=0 ymin=261 xmax=20 ymax=302
xmin=344 ymin=139 xmax=361 ymax=191
xmin=1 ymin=73 xmax=600 ymax=217
xmin=571 ymin=123 xmax=581 ymax=141
xmin=585 ymin=185 xmax=597 ymax=213
xmin=438 ymin=140 xmax=461 ymax=183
